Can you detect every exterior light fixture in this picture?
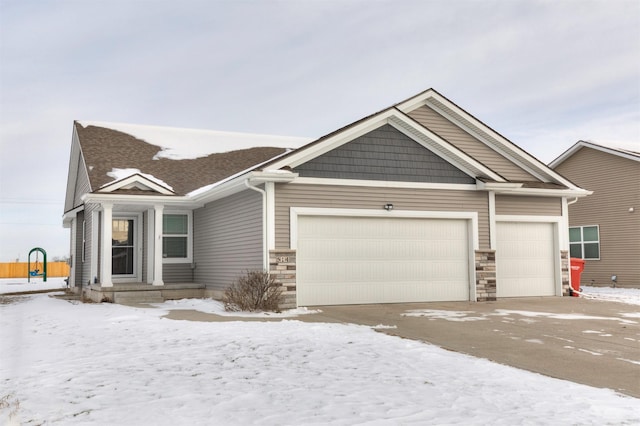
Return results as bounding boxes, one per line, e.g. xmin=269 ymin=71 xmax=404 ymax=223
xmin=384 ymin=203 xmax=394 ymax=211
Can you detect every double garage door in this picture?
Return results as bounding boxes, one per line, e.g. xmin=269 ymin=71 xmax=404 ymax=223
xmin=296 ymin=216 xmax=558 ymax=306
xmin=296 ymin=216 xmax=471 ymax=306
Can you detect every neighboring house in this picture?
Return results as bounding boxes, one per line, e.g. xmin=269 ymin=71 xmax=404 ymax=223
xmin=63 ymin=89 xmax=590 ymax=307
xmin=550 ymin=140 xmax=640 ymax=288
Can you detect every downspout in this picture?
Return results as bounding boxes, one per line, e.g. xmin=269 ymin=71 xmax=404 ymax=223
xmin=245 ymin=179 xmax=269 ymax=271
xmin=567 ymin=197 xmax=579 ymax=205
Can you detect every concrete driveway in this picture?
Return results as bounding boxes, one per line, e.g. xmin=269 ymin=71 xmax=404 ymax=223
xmin=296 ymin=297 xmax=640 ymax=398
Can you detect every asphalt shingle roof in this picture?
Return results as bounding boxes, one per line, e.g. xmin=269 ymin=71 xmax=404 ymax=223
xmin=75 ymin=122 xmax=291 ymax=196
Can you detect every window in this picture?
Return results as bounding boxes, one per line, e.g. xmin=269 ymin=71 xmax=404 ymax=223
xmin=569 ymin=225 xmax=600 ymax=259
xmin=163 ymin=213 xmax=191 ymax=261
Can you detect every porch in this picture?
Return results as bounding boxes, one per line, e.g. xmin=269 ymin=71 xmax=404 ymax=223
xmin=80 ymin=282 xmax=205 ymax=304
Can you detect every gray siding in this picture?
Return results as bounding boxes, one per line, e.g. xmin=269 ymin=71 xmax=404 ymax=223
xmin=496 ymin=195 xmax=562 ymax=216
xmin=294 ymin=124 xmax=474 ymax=184
xmin=85 ymin=204 xmax=99 ymax=285
xmin=193 ymin=189 xmax=263 ymax=291
xmin=74 ymin=210 xmax=85 ymax=287
xmin=163 ymin=263 xmax=193 ymax=283
xmin=408 ymin=106 xmax=537 ymax=182
xmin=275 ymin=183 xmax=490 ymax=249
xmin=555 ymin=147 xmax=640 ymax=287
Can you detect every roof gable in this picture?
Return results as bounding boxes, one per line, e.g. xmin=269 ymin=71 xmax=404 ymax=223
xmin=293 ymin=124 xmax=475 ymax=184
xmin=393 ymin=89 xmax=582 ymax=187
xmin=549 ymin=140 xmax=640 ymax=168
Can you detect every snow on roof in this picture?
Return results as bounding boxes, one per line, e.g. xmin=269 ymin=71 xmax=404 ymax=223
xmin=104 ymin=168 xmax=174 ymax=191
xmin=78 ymin=121 xmax=313 ymax=160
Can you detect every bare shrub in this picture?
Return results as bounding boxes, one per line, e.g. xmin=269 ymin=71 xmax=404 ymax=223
xmin=0 ymin=393 xmax=20 ymax=422
xmin=223 ymin=270 xmax=283 ymax=312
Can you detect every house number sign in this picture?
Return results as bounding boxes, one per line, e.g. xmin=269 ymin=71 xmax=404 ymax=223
xmin=276 ymin=256 xmax=289 ymax=263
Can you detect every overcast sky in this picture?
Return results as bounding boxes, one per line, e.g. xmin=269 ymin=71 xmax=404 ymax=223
xmin=1 ymin=0 xmax=639 ymax=262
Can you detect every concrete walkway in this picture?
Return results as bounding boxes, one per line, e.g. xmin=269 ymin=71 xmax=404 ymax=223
xmin=164 ymin=297 xmax=640 ymax=398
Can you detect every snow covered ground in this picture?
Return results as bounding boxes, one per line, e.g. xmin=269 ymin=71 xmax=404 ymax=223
xmin=1 ymin=280 xmax=639 ymax=424
xmin=0 ymin=277 xmax=68 ymax=294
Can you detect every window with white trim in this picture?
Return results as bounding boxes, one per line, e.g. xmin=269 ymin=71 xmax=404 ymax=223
xmin=569 ymin=225 xmax=600 ymax=260
xmin=162 ymin=212 xmax=192 ymax=262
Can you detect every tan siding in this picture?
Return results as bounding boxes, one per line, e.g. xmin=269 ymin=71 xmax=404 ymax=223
xmin=408 ymin=106 xmax=537 ymax=182
xmin=555 ymin=147 xmax=640 ymax=287
xmin=496 ymin=195 xmax=562 ymax=216
xmin=275 ymin=183 xmax=490 ymax=249
xmin=193 ymin=189 xmax=263 ymax=291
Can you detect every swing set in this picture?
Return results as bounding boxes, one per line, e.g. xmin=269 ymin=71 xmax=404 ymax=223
xmin=28 ymin=247 xmax=47 ymax=282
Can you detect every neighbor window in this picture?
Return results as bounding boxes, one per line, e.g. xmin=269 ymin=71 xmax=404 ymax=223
xmin=163 ymin=213 xmax=191 ymax=261
xmin=569 ymin=225 xmax=600 ymax=260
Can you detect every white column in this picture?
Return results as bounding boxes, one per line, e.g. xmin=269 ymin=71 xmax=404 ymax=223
xmin=146 ymin=209 xmax=155 ymax=284
xmin=90 ymin=210 xmax=99 ymax=284
xmin=153 ymin=205 xmax=164 ymax=286
xmin=69 ymin=217 xmax=77 ymax=287
xmin=265 ymin=182 xmax=275 ymax=251
xmin=100 ymin=203 xmax=113 ymax=287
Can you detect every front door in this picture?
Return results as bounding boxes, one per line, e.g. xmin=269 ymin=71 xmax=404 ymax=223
xmin=112 ymin=218 xmax=136 ymax=278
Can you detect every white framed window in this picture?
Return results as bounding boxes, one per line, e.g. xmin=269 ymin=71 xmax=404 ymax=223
xmin=162 ymin=211 xmax=192 ymax=263
xmin=569 ymin=225 xmax=600 ymax=260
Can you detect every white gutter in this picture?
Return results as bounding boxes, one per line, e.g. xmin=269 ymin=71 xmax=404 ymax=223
xmin=476 ymin=181 xmax=592 ymax=197
xmin=243 ymin=170 xmax=299 ymax=271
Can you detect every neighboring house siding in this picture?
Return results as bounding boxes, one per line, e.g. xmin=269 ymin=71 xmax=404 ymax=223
xmin=294 ymin=124 xmax=474 ymax=184
xmin=193 ymin=189 xmax=263 ymax=291
xmin=275 ymin=183 xmax=490 ymax=249
xmin=555 ymin=147 xmax=640 ymax=287
xmin=408 ymin=105 xmax=537 ymax=182
xmin=163 ymin=263 xmax=193 ymax=283
xmin=496 ymin=195 xmax=562 ymax=216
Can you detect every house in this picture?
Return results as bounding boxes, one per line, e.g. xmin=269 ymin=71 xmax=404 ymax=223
xmin=550 ymin=140 xmax=640 ymax=288
xmin=63 ymin=89 xmax=590 ymax=307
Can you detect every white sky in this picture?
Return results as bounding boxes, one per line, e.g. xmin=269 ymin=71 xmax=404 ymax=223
xmin=1 ymin=0 xmax=639 ymax=261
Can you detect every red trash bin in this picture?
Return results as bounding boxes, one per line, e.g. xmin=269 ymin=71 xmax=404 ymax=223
xmin=570 ymin=258 xmax=585 ymax=297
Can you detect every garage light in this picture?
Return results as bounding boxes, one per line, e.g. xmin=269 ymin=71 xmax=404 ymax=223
xmin=384 ymin=203 xmax=394 ymax=211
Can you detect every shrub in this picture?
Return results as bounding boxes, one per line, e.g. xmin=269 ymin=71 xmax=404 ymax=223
xmin=223 ymin=270 xmax=283 ymax=312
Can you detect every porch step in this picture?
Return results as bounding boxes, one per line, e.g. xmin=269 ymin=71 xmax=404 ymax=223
xmin=113 ymin=290 xmax=164 ymax=304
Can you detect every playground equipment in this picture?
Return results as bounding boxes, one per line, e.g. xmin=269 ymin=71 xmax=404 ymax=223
xmin=28 ymin=247 xmax=47 ymax=282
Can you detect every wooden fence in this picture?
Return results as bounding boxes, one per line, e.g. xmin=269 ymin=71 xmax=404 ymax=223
xmin=0 ymin=262 xmax=70 ymax=278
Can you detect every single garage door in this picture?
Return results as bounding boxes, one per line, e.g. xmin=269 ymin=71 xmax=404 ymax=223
xmin=496 ymin=222 xmax=556 ymax=297
xmin=296 ymin=215 xmax=470 ymax=306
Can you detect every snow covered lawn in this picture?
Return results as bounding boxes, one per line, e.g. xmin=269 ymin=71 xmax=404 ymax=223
xmin=1 ymin=286 xmax=638 ymax=425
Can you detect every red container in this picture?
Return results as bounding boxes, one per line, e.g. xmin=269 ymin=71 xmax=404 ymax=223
xmin=569 ymin=258 xmax=585 ymax=297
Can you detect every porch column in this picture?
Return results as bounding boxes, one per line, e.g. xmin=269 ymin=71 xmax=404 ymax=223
xmin=153 ymin=205 xmax=164 ymax=286
xmin=100 ymin=203 xmax=113 ymax=287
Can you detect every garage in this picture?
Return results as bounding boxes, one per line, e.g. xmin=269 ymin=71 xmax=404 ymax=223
xmin=296 ymin=215 xmax=471 ymax=306
xmin=496 ymin=221 xmax=557 ymax=297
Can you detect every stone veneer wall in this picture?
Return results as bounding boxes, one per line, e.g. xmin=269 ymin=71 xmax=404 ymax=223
xmin=269 ymin=249 xmax=297 ymax=309
xmin=475 ymin=250 xmax=496 ymax=301
xmin=561 ymin=250 xmax=570 ymax=296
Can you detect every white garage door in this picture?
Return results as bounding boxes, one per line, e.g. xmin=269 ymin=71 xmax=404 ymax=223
xmin=296 ymin=216 xmax=470 ymax=306
xmin=496 ymin=222 xmax=556 ymax=297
